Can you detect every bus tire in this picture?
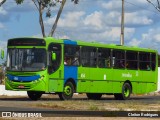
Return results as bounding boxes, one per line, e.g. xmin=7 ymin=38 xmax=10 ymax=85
xmin=27 ymin=91 xmax=42 ymax=101
xmin=58 ymin=82 xmax=74 ymax=100
xmin=114 ymin=83 xmax=131 ymax=100
xmin=86 ymin=93 xmax=102 ymax=100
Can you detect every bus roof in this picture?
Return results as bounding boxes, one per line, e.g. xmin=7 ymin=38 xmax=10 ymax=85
xmin=8 ymin=37 xmax=157 ymax=53
xmin=44 ymin=37 xmax=157 ymax=53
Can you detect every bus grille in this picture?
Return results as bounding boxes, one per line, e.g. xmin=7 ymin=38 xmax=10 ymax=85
xmin=11 ymin=84 xmax=30 ymax=89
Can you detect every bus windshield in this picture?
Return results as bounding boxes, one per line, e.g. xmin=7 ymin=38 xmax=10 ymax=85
xmin=7 ymin=48 xmax=47 ymax=71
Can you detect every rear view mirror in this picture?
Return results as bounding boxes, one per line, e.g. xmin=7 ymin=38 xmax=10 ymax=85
xmin=1 ymin=49 xmax=4 ymax=59
xmin=52 ymin=52 xmax=56 ymax=61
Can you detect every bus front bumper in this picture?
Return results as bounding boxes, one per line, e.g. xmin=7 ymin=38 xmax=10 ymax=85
xmin=5 ymin=79 xmax=46 ymax=92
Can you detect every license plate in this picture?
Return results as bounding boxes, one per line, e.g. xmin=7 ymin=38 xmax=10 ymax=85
xmin=18 ymin=85 xmax=25 ymax=88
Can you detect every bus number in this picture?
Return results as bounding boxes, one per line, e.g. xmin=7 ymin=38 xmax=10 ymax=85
xmin=81 ymin=73 xmax=86 ymax=78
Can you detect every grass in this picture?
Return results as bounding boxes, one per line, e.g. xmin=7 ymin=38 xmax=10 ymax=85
xmin=33 ymin=99 xmax=160 ymax=111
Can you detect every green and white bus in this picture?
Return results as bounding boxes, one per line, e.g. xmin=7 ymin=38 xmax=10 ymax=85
xmin=5 ymin=37 xmax=158 ymax=100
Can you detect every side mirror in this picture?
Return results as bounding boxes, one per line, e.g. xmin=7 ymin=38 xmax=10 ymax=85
xmin=1 ymin=49 xmax=4 ymax=59
xmin=51 ymin=52 xmax=56 ymax=61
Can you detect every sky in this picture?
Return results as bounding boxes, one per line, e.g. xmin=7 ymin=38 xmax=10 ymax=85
xmin=1 ymin=0 xmax=160 ymax=63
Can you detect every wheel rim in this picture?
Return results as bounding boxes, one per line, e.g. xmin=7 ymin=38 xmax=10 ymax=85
xmin=64 ymin=86 xmax=72 ymax=96
xmin=124 ymin=87 xmax=130 ymax=97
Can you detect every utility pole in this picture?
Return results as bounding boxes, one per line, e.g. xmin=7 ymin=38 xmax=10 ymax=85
xmin=120 ymin=0 xmax=124 ymax=45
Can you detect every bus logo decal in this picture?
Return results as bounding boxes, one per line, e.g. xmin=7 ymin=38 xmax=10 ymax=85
xmin=122 ymin=73 xmax=132 ymax=78
xmin=136 ymin=71 xmax=139 ymax=76
xmin=14 ymin=77 xmax=18 ymax=80
xmin=104 ymin=74 xmax=106 ymax=80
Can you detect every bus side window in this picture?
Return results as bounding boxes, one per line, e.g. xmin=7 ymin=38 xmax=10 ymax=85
xmin=90 ymin=48 xmax=97 ymax=67
xmin=64 ymin=57 xmax=71 ymax=65
xmin=139 ymin=52 xmax=151 ymax=71
xmin=98 ymin=48 xmax=111 ymax=68
xmin=81 ymin=47 xmax=97 ymax=67
xmin=151 ymin=53 xmax=156 ymax=71
xmin=113 ymin=50 xmax=125 ymax=69
xmin=48 ymin=43 xmax=61 ymax=74
xmin=126 ymin=51 xmax=138 ymax=70
xmin=64 ymin=45 xmax=80 ymax=66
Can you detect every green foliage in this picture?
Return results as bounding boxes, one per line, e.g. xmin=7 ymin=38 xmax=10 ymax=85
xmin=1 ymin=49 xmax=4 ymax=59
xmin=71 ymin=0 xmax=79 ymax=4
xmin=89 ymin=105 xmax=99 ymax=111
xmin=15 ymin=0 xmax=24 ymax=4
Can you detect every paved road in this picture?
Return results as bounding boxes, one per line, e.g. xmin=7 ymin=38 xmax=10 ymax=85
xmin=0 ymin=94 xmax=160 ymax=117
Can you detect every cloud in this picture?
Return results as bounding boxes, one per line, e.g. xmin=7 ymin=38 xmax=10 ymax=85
xmin=45 ymin=11 xmax=85 ymax=28
xmin=0 ymin=40 xmax=7 ymax=49
xmin=0 ymin=23 xmax=4 ymax=28
xmin=101 ymin=0 xmax=152 ymax=12
xmin=82 ymin=10 xmax=153 ymax=29
xmin=154 ymin=34 xmax=160 ymax=42
xmin=128 ymin=38 xmax=141 ymax=46
xmin=0 ymin=6 xmax=10 ymax=22
xmin=84 ymin=11 xmax=103 ymax=29
xmin=4 ymin=1 xmax=35 ymax=12
xmin=128 ymin=28 xmax=160 ymax=51
xmin=59 ymin=11 xmax=85 ymax=27
xmin=0 ymin=7 xmax=7 ymax=15
xmin=125 ymin=12 xmax=153 ymax=26
xmin=101 ymin=0 xmax=156 ymax=27
xmin=1 ymin=0 xmax=160 ymax=53
xmin=0 ymin=23 xmax=4 ymax=29
xmin=102 ymin=1 xmax=122 ymax=11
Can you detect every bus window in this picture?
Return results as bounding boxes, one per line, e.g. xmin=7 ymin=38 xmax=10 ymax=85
xmin=126 ymin=51 xmax=138 ymax=70
xmin=48 ymin=43 xmax=61 ymax=74
xmin=81 ymin=47 xmax=97 ymax=67
xmin=112 ymin=50 xmax=125 ymax=69
xmin=151 ymin=53 xmax=156 ymax=71
xmin=98 ymin=48 xmax=111 ymax=68
xmin=139 ymin=52 xmax=151 ymax=70
xmin=64 ymin=45 xmax=80 ymax=66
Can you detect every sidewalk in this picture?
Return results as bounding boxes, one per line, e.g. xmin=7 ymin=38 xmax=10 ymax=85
xmin=0 ymin=85 xmax=27 ymax=96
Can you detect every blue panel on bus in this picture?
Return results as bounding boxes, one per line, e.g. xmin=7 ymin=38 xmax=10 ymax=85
xmin=64 ymin=39 xmax=77 ymax=45
xmin=7 ymin=74 xmax=40 ymax=82
xmin=64 ymin=39 xmax=78 ymax=85
xmin=64 ymin=66 xmax=77 ymax=85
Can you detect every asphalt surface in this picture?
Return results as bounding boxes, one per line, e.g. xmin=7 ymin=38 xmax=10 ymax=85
xmin=0 ymin=94 xmax=160 ymax=117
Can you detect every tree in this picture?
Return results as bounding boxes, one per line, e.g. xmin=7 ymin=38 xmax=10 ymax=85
xmin=0 ymin=0 xmax=79 ymax=37
xmin=147 ymin=0 xmax=160 ymax=12
xmin=0 ymin=0 xmax=6 ymax=6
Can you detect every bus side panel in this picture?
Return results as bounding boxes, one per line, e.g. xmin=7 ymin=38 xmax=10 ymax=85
xmin=76 ymin=67 xmax=90 ymax=93
xmin=89 ymin=68 xmax=113 ymax=93
xmin=143 ymin=70 xmax=157 ymax=93
xmin=48 ymin=79 xmax=64 ymax=92
xmin=77 ymin=67 xmax=115 ymax=93
xmin=77 ymin=80 xmax=91 ymax=93
xmin=132 ymin=82 xmax=156 ymax=94
xmin=132 ymin=71 xmax=157 ymax=94
xmin=112 ymin=69 xmax=131 ymax=93
xmin=48 ymin=66 xmax=64 ymax=92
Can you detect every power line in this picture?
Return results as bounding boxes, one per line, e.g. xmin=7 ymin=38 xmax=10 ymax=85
xmin=124 ymin=0 xmax=160 ymax=15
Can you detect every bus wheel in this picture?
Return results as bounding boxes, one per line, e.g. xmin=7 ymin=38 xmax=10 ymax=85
xmin=86 ymin=93 xmax=102 ymax=100
xmin=58 ymin=82 xmax=74 ymax=100
xmin=27 ymin=91 xmax=42 ymax=100
xmin=114 ymin=83 xmax=131 ymax=100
